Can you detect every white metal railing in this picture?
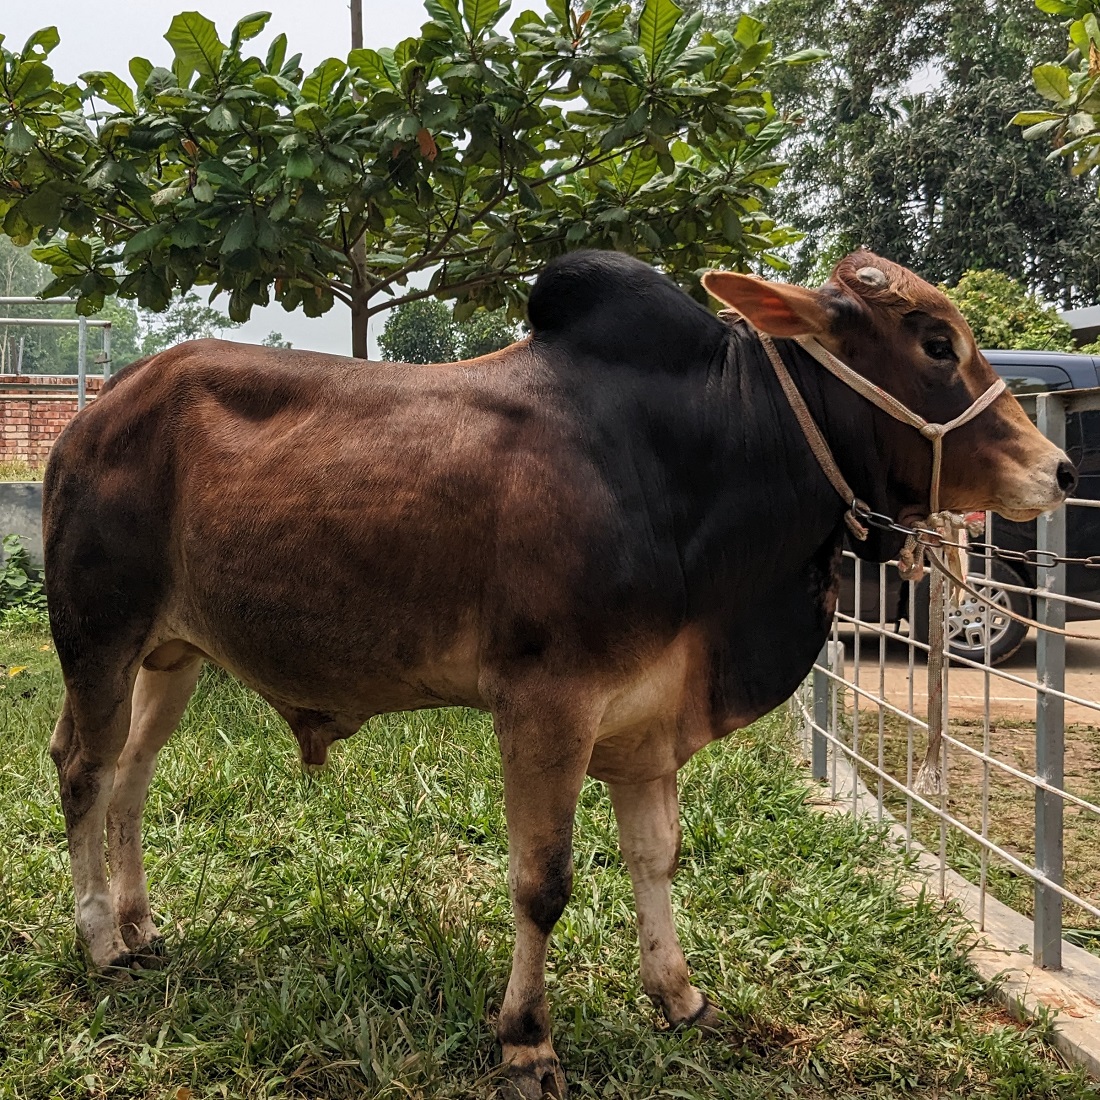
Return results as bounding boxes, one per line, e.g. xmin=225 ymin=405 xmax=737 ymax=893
xmin=0 ymin=296 xmax=112 ymax=408
xmin=793 ymin=388 xmax=1100 ymax=970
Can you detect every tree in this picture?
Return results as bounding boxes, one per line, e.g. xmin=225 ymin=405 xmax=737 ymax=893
xmin=138 ymin=291 xmax=241 ymax=355
xmin=942 ymin=269 xmax=1077 ymax=351
xmin=1014 ymin=1 xmax=1100 ymax=185
xmin=688 ymin=0 xmax=1100 ymax=306
xmin=378 ymin=298 xmax=457 ymax=363
xmin=0 ymin=2 xmax=803 ymax=359
xmin=378 ymin=300 xmax=519 ymax=362
xmin=456 ymin=307 xmax=519 ymax=358
xmin=261 ymin=331 xmax=292 ymax=348
xmin=55 ymin=296 xmax=144 ymax=368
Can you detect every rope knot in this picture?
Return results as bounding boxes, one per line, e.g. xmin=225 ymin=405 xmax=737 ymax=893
xmin=919 ymin=423 xmax=946 ymax=441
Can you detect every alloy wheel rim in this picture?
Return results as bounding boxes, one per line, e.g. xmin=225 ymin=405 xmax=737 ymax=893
xmin=945 ymin=579 xmax=1013 ymax=652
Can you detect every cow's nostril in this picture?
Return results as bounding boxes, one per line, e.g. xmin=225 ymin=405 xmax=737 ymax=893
xmin=1056 ymin=460 xmax=1078 ymax=495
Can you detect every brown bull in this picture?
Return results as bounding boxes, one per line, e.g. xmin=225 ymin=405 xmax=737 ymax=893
xmin=44 ymin=250 xmax=1071 ymax=1097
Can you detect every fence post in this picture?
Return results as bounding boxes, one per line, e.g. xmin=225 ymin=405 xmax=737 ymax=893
xmin=1035 ymin=393 xmax=1066 ymax=970
xmin=102 ymin=323 xmax=112 ymax=382
xmin=812 ymin=643 xmax=829 ymax=780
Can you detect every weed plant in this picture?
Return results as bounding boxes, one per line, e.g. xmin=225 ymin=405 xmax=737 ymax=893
xmin=0 ymin=634 xmax=1095 ymax=1098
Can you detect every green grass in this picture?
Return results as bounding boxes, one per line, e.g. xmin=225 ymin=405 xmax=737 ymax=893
xmin=0 ymin=459 xmax=45 ymax=481
xmin=0 ymin=628 xmax=1096 ymax=1099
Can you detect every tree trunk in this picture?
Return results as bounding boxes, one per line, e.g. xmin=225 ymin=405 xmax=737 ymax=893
xmin=351 ymin=290 xmax=371 ymax=360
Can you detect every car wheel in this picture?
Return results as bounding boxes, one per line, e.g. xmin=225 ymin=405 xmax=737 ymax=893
xmin=912 ymin=559 xmax=1031 ymax=666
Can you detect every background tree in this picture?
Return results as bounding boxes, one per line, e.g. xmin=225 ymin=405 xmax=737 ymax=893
xmin=689 ymin=0 xmax=1100 ymax=306
xmin=378 ymin=299 xmax=457 ymax=363
xmin=942 ymin=269 xmax=1078 ymax=351
xmin=378 ymin=300 xmax=519 ymax=362
xmin=138 ymin=292 xmax=241 ymax=356
xmin=455 ymin=307 xmax=519 ymax=358
xmin=0 ymin=1 xmax=805 ymax=359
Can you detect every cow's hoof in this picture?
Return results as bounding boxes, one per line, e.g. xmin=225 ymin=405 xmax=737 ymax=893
xmin=673 ymin=993 xmax=722 ymax=1033
xmin=500 ymin=1049 xmax=567 ymax=1099
xmin=130 ymin=936 xmax=167 ymax=969
xmin=120 ymin=918 xmax=165 ymax=958
xmin=101 ymin=950 xmax=144 ymax=976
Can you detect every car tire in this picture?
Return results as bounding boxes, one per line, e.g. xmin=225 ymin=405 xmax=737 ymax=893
xmin=912 ymin=558 xmax=1031 ymax=666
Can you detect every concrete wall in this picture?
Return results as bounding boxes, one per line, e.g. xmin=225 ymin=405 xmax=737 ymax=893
xmin=0 ymin=481 xmax=43 ymax=565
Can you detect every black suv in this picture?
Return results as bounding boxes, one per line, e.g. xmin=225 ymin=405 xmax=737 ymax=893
xmin=838 ymin=350 xmax=1100 ymax=664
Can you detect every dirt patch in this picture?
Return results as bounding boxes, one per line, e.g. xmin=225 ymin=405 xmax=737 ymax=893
xmin=846 ymin=708 xmax=1100 ymax=938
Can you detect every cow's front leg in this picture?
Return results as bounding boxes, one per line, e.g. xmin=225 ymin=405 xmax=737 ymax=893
xmin=494 ymin=707 xmax=591 ymax=1099
xmin=609 ymin=773 xmax=718 ymax=1029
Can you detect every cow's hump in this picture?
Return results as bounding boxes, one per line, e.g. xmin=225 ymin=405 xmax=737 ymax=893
xmin=526 ymin=251 xmax=724 ymax=370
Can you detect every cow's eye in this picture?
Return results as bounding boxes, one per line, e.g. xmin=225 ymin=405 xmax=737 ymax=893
xmin=923 ymin=337 xmax=955 ymax=361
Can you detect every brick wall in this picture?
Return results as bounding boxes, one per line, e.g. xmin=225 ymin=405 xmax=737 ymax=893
xmin=0 ymin=375 xmax=105 ymax=465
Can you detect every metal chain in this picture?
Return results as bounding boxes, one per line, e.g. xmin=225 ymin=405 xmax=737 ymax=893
xmin=849 ymin=504 xmax=1100 ymax=570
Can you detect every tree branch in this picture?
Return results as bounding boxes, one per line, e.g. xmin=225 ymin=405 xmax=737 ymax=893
xmin=364 ymin=267 xmax=540 ymax=319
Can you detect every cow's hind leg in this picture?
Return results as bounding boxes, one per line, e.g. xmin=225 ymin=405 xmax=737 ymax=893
xmin=608 ymin=773 xmax=718 ymax=1029
xmin=108 ymin=656 xmax=203 ymax=955
xmin=50 ymin=668 xmax=139 ymax=969
xmin=493 ymin=699 xmax=594 ymax=1099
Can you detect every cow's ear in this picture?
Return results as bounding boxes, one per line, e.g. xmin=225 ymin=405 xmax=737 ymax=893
xmin=701 ymin=271 xmax=832 ymax=337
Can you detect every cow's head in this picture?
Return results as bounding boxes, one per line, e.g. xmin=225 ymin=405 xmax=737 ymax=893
xmin=702 ymin=250 xmax=1074 ymax=532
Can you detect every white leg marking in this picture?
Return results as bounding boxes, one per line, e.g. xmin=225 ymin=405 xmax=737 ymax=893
xmin=108 ymin=661 xmax=202 ymax=951
xmin=610 ymin=773 xmax=713 ymax=1026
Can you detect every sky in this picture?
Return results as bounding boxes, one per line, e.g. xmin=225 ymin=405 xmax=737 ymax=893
xmin=1 ymin=1 xmax=442 ymax=356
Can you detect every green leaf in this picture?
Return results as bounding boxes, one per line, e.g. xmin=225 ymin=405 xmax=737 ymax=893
xmin=151 ymin=178 xmax=189 ymax=206
xmin=164 ymin=12 xmax=227 ymax=80
xmin=733 ymin=13 xmax=765 ymax=48
xmin=220 ymin=211 xmax=255 ymax=253
xmin=1010 ymin=110 xmax=1063 ymax=126
xmin=21 ymin=26 xmax=60 ymax=57
xmin=265 ymin=33 xmax=288 ymax=74
xmin=232 ymin=12 xmax=271 ymax=45
xmin=129 ymin=57 xmax=154 ymax=89
xmin=123 ymin=223 xmax=171 ymax=256
xmin=1036 ymin=0 xmax=1077 ymax=12
xmin=349 ymin=48 xmax=400 ymax=88
xmin=301 ymin=58 xmax=346 ymax=103
xmin=85 ymin=157 xmax=123 ymax=188
xmin=285 ymin=147 xmax=315 ymax=178
xmin=462 ymin=0 xmax=502 ymax=36
xmin=8 ymin=61 xmax=53 ymax=101
xmin=205 ymin=102 xmax=239 ymax=131
xmin=171 ymin=219 xmax=208 ymax=247
xmin=1022 ymin=118 xmax=1063 ymax=139
xmin=81 ymin=70 xmax=136 ymax=114
xmin=1033 ymin=63 xmax=1071 ymax=103
xmin=516 ymin=177 xmax=541 ymax=211
xmin=14 ymin=184 xmax=63 ymax=230
xmin=638 ymin=0 xmax=683 ymax=69
xmin=780 ymin=47 xmax=828 ymax=65
xmin=5 ymin=120 xmax=35 ymax=155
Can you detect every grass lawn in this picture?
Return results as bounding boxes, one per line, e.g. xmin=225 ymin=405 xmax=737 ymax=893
xmin=0 ymin=627 xmax=1096 ymax=1099
xmin=0 ymin=460 xmax=45 ymax=481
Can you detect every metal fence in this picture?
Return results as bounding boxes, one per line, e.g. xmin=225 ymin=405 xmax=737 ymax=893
xmin=792 ymin=388 xmax=1100 ymax=971
xmin=0 ymin=297 xmax=112 ymax=409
